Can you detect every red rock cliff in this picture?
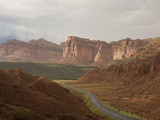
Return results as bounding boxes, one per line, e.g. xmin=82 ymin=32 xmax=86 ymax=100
xmin=0 ymin=36 xmax=149 ymax=65
xmin=111 ymin=38 xmax=149 ymax=60
xmin=63 ymin=36 xmax=114 ymax=65
xmin=62 ymin=36 xmax=149 ymax=65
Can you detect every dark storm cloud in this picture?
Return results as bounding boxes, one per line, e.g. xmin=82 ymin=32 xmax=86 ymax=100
xmin=0 ymin=0 xmax=160 ymax=43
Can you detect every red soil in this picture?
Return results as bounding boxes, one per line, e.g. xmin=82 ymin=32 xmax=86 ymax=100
xmin=78 ymin=54 xmax=160 ymax=119
xmin=0 ymin=101 xmax=45 ymax=120
xmin=0 ymin=69 xmax=94 ymax=120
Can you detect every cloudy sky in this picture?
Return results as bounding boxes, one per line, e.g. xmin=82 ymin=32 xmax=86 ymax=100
xmin=0 ymin=0 xmax=160 ymax=44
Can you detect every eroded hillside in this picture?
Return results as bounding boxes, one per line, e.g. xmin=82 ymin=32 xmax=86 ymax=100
xmin=0 ymin=68 xmax=102 ymax=120
xmin=76 ymin=54 xmax=160 ymax=119
xmin=132 ymin=37 xmax=160 ymax=58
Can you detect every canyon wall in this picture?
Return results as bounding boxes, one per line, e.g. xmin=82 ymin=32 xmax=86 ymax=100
xmin=111 ymin=38 xmax=149 ymax=60
xmin=0 ymin=36 xmax=150 ymax=65
xmin=62 ymin=36 xmax=113 ymax=65
xmin=62 ymin=36 xmax=149 ymax=65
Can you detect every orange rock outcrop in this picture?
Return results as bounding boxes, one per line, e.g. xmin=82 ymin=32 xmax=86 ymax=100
xmin=63 ymin=36 xmax=149 ymax=65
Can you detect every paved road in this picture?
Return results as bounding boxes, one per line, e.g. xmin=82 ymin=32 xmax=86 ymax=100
xmin=61 ymin=82 xmax=138 ymax=120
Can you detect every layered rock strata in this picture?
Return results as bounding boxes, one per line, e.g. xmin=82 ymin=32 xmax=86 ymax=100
xmin=63 ymin=36 xmax=149 ymax=65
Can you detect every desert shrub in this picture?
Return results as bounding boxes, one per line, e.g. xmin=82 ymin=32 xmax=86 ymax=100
xmin=33 ymin=75 xmax=40 ymax=79
xmin=13 ymin=103 xmax=22 ymax=107
xmin=12 ymin=110 xmax=30 ymax=120
xmin=59 ymin=113 xmax=75 ymax=120
xmin=48 ymin=93 xmax=59 ymax=99
xmin=15 ymin=89 xmax=20 ymax=93
xmin=27 ymin=84 xmax=32 ymax=88
xmin=13 ymin=85 xmax=18 ymax=89
xmin=64 ymin=88 xmax=70 ymax=93
xmin=45 ymin=113 xmax=52 ymax=118
xmin=66 ymin=113 xmax=75 ymax=120
xmin=0 ymin=98 xmax=5 ymax=103
xmin=86 ymin=113 xmax=96 ymax=120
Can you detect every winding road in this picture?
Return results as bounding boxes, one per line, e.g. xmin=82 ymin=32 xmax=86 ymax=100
xmin=61 ymin=82 xmax=138 ymax=120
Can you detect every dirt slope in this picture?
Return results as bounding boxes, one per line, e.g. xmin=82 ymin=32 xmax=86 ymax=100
xmin=0 ymin=68 xmax=97 ymax=120
xmin=78 ymin=54 xmax=160 ymax=119
xmin=0 ymin=101 xmax=45 ymax=120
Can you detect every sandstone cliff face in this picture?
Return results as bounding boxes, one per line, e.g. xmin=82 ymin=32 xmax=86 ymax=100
xmin=94 ymin=42 xmax=113 ymax=64
xmin=132 ymin=37 xmax=160 ymax=58
xmin=62 ymin=36 xmax=149 ymax=65
xmin=63 ymin=36 xmax=102 ymax=64
xmin=0 ymin=36 xmax=150 ymax=65
xmin=0 ymin=38 xmax=62 ymax=62
xmin=111 ymin=38 xmax=148 ymax=60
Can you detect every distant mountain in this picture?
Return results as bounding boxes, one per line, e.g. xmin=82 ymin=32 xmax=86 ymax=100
xmin=0 ymin=40 xmax=7 ymax=43
xmin=0 ymin=38 xmax=63 ymax=62
xmin=0 ymin=35 xmax=15 ymax=43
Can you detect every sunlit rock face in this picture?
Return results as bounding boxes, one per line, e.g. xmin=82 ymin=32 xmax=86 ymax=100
xmin=0 ymin=36 xmax=149 ymax=65
xmin=63 ymin=36 xmax=104 ymax=65
xmin=63 ymin=36 xmax=148 ymax=65
xmin=111 ymin=38 xmax=149 ymax=60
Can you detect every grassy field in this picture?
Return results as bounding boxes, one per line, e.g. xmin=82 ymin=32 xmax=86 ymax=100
xmin=55 ymin=80 xmax=114 ymax=120
xmin=68 ymin=81 xmax=148 ymax=120
xmin=0 ymin=62 xmax=96 ymax=80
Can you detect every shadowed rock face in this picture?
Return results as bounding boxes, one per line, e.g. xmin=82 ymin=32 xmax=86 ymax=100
xmin=62 ymin=36 xmax=149 ymax=65
xmin=0 ymin=38 xmax=63 ymax=62
xmin=0 ymin=68 xmax=95 ymax=120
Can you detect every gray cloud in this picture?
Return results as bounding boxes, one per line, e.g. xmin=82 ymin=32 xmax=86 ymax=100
xmin=0 ymin=0 xmax=160 ymax=43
